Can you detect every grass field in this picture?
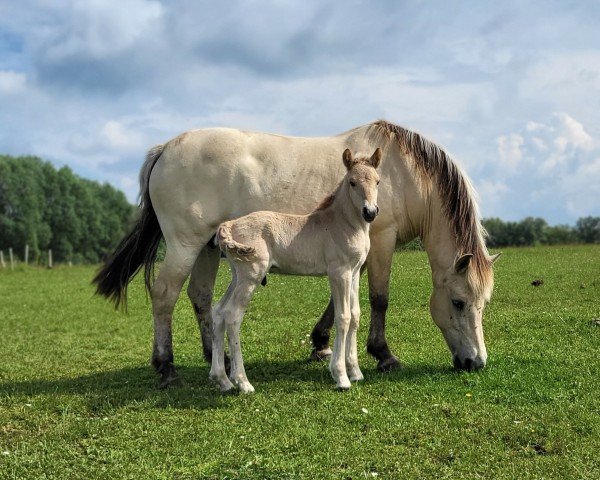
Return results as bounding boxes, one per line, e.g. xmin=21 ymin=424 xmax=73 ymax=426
xmin=1 ymin=245 xmax=599 ymax=479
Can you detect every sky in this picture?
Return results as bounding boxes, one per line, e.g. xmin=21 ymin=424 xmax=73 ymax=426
xmin=1 ymin=0 xmax=599 ymax=225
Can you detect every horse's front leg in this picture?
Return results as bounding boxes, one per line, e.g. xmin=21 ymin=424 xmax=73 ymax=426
xmin=328 ymin=268 xmax=353 ymax=390
xmin=366 ymin=227 xmax=401 ymax=371
xmin=345 ymin=269 xmax=364 ymax=382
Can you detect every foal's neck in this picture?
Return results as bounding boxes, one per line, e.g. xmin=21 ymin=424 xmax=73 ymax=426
xmin=329 ymin=181 xmax=367 ymax=232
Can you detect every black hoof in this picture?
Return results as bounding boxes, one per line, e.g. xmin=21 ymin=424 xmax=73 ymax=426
xmin=154 ymin=360 xmax=181 ymax=389
xmin=377 ymin=356 xmax=401 ymax=372
xmin=159 ymin=372 xmax=182 ymax=389
xmin=308 ymin=348 xmax=333 ymax=362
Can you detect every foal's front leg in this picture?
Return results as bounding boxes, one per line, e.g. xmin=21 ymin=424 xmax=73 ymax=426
xmin=328 ymin=269 xmax=353 ymax=390
xmin=346 ymin=270 xmax=364 ymax=382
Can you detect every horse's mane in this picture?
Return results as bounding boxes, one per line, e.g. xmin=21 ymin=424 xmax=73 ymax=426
xmin=367 ymin=119 xmax=493 ymax=297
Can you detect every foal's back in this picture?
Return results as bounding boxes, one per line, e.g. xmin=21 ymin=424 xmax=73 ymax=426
xmin=220 ymin=208 xmax=336 ymax=276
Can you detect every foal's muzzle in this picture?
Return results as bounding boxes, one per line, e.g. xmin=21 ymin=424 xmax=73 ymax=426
xmin=362 ymin=205 xmax=379 ymax=223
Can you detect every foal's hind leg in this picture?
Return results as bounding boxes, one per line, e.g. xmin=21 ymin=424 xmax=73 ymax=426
xmin=151 ymin=243 xmax=201 ymax=388
xmin=366 ymin=228 xmax=401 ymax=372
xmin=224 ymin=276 xmax=260 ymax=393
xmin=187 ymin=245 xmax=230 ymax=370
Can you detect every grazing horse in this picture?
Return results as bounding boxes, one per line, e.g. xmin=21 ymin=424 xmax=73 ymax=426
xmin=211 ymin=148 xmax=381 ymax=392
xmin=93 ymin=120 xmax=499 ymax=388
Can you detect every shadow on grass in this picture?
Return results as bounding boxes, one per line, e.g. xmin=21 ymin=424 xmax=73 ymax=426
xmin=0 ymin=359 xmax=468 ymax=411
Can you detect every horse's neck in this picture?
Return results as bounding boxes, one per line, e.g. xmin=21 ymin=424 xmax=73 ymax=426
xmin=421 ymin=194 xmax=457 ymax=282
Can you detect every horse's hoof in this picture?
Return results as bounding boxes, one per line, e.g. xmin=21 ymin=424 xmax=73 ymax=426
xmin=377 ymin=356 xmax=401 ymax=372
xmin=308 ymin=348 xmax=333 ymax=362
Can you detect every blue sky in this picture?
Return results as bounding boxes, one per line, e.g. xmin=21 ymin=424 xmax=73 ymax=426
xmin=1 ymin=0 xmax=599 ymax=224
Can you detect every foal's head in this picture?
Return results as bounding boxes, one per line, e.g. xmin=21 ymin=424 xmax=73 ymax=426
xmin=342 ymin=148 xmax=382 ymax=223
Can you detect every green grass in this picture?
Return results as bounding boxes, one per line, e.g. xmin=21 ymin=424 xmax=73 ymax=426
xmin=1 ymin=245 xmax=599 ymax=479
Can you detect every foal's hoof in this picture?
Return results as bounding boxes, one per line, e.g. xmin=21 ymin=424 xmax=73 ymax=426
xmin=309 ymin=348 xmax=333 ymax=362
xmin=336 ymin=381 xmax=352 ymax=391
xmin=377 ymin=355 xmax=401 ymax=372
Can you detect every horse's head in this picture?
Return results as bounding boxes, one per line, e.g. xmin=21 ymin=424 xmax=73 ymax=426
xmin=342 ymin=148 xmax=381 ymax=223
xmin=429 ymin=253 xmax=500 ymax=371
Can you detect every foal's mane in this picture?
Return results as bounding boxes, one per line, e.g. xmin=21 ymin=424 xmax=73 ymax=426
xmin=367 ymin=120 xmax=493 ymax=296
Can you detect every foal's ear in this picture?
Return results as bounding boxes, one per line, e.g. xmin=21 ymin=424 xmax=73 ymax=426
xmin=370 ymin=148 xmax=382 ymax=169
xmin=342 ymin=149 xmax=354 ymax=170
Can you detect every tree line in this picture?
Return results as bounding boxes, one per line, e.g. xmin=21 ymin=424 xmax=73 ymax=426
xmin=0 ymin=155 xmax=134 ymax=264
xmin=482 ymin=216 xmax=600 ymax=247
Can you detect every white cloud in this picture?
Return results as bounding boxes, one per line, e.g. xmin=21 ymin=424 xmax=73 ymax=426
xmin=496 ymin=133 xmax=524 ymax=169
xmin=42 ymin=0 xmax=164 ymax=62
xmin=0 ymin=71 xmax=27 ymax=94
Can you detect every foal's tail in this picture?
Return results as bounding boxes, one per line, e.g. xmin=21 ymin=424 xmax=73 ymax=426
xmin=216 ymin=223 xmax=256 ymax=259
xmin=92 ymin=144 xmax=165 ymax=308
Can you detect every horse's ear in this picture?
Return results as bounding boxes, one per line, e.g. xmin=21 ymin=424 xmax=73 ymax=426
xmin=454 ymin=254 xmax=473 ymax=274
xmin=489 ymin=252 xmax=502 ymax=265
xmin=342 ymin=149 xmax=354 ymax=170
xmin=370 ymin=148 xmax=382 ymax=169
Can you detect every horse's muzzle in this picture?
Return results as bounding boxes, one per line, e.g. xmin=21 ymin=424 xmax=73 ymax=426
xmin=453 ymin=355 xmax=485 ymax=371
xmin=363 ymin=205 xmax=379 ymax=223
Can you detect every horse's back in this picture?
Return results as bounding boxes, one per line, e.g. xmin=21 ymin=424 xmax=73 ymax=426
xmin=147 ymin=127 xmax=354 ymax=243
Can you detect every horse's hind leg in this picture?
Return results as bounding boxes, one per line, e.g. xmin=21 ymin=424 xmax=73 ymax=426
xmin=151 ymin=243 xmax=202 ymax=388
xmin=187 ymin=245 xmax=229 ymax=369
xmin=309 ymin=298 xmax=334 ymax=361
xmin=366 ymin=228 xmax=401 ymax=372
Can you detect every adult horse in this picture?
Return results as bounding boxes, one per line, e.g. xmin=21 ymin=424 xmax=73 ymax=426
xmin=94 ymin=120 xmax=499 ymax=388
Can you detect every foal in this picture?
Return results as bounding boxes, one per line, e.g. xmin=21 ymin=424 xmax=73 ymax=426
xmin=210 ymin=148 xmax=382 ymax=392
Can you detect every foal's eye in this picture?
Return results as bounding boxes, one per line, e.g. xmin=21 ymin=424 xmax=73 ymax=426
xmin=349 ymin=181 xmax=356 ymax=187
xmin=452 ymin=299 xmax=465 ymax=310
xmin=376 ymin=180 xmax=380 ymax=185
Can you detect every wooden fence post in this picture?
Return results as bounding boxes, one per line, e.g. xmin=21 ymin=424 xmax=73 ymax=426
xmin=0 ymin=251 xmax=5 ymax=268
xmin=24 ymin=244 xmax=29 ymax=265
xmin=9 ymin=248 xmax=14 ymax=270
xmin=48 ymin=249 xmax=53 ymax=269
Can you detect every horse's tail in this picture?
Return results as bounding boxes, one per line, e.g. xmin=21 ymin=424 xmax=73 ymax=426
xmin=93 ymin=144 xmax=165 ymax=308
xmin=216 ymin=222 xmax=256 ymax=259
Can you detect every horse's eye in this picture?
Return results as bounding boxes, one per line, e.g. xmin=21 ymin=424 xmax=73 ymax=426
xmin=349 ymin=181 xmax=356 ymax=187
xmin=452 ymin=299 xmax=465 ymax=310
xmin=376 ymin=180 xmax=380 ymax=185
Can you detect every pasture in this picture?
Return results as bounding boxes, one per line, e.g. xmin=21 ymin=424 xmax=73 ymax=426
xmin=1 ymin=245 xmax=598 ymax=479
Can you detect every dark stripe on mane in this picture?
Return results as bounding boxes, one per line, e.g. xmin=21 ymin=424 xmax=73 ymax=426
xmin=368 ymin=120 xmax=493 ymax=295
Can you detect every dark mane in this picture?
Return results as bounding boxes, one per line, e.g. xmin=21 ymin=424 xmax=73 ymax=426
xmin=315 ymin=192 xmax=337 ymax=211
xmin=367 ymin=120 xmax=493 ymax=295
